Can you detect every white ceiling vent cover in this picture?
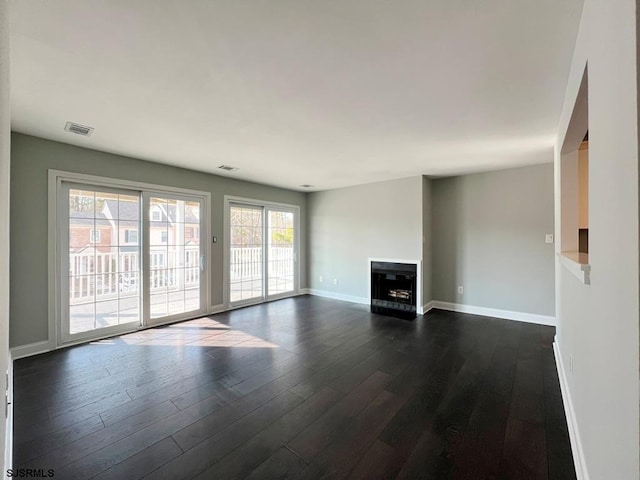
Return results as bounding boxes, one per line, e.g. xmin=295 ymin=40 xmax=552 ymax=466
xmin=64 ymin=122 xmax=94 ymax=136
xmin=217 ymin=165 xmax=238 ymax=172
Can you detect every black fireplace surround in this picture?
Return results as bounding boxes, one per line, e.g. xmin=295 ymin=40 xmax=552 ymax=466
xmin=370 ymin=261 xmax=417 ymax=319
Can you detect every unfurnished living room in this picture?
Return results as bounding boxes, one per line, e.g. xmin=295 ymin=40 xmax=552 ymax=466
xmin=0 ymin=1 xmax=639 ymax=479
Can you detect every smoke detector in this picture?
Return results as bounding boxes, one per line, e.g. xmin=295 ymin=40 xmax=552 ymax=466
xmin=300 ymin=184 xmax=314 ymax=188
xmin=64 ymin=122 xmax=94 ymax=136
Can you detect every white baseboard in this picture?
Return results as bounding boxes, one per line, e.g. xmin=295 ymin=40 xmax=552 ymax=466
xmin=421 ymin=301 xmax=434 ymax=315
xmin=10 ymin=340 xmax=51 ymax=360
xmin=307 ymin=289 xmax=368 ymax=306
xmin=299 ymin=288 xmax=311 ymax=295
xmin=4 ymin=353 xmax=12 ymax=477
xmin=431 ymin=301 xmax=556 ymax=326
xmin=553 ymin=340 xmax=589 ymax=480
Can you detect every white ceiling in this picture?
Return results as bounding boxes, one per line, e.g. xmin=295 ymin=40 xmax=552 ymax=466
xmin=10 ymin=0 xmax=584 ymax=191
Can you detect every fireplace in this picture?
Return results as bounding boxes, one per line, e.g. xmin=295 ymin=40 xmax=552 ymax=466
xmin=370 ymin=261 xmax=417 ymax=319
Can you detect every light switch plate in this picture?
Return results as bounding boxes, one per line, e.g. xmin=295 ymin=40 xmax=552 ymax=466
xmin=545 ymin=234 xmax=554 ymax=244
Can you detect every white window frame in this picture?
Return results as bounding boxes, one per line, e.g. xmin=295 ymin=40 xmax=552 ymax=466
xmin=48 ymin=170 xmax=212 ymax=349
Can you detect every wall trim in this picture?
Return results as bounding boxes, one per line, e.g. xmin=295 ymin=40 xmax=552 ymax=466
xmin=4 ymin=354 xmax=12 ymax=477
xmin=10 ymin=341 xmax=51 ymax=360
xmin=307 ymin=288 xmax=368 ymax=305
xmin=431 ymin=301 xmax=556 ymax=326
xmin=422 ymin=301 xmax=434 ymax=314
xmin=553 ymin=340 xmax=589 ymax=480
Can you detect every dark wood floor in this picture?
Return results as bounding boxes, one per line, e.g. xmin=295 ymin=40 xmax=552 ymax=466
xmin=13 ymin=296 xmax=576 ymax=479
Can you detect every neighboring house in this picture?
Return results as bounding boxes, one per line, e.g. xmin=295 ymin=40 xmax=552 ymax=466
xmin=68 ymin=198 xmax=202 ymax=298
xmin=69 ymin=211 xmax=113 ymax=254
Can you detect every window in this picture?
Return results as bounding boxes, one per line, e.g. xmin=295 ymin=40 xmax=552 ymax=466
xmin=124 ymin=229 xmax=138 ymax=243
xmin=151 ymin=208 xmax=161 ymax=221
xmin=161 ymin=231 xmax=168 ymax=243
xmin=89 ymin=229 xmax=101 ymax=243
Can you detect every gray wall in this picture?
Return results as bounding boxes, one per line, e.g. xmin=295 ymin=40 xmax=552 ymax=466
xmin=307 ymin=176 xmax=423 ymax=301
xmin=431 ymin=163 xmax=555 ymax=316
xmin=0 ymin=0 xmax=10 ymax=471
xmin=10 ymin=133 xmax=307 ymax=348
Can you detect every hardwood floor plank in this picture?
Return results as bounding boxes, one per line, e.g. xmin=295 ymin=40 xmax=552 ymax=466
xmin=298 ymin=389 xmax=407 ymax=479
xmin=347 ymin=440 xmax=404 ymax=480
xmin=394 ymin=428 xmax=450 ymax=479
xmin=245 ymin=446 xmax=308 ymax=480
xmin=450 ymin=388 xmax=511 ymax=479
xmin=499 ymin=417 xmax=548 ymax=479
xmin=91 ymin=436 xmax=183 ymax=480
xmin=17 ymin=399 xmax=183 ymax=473
xmin=14 ymin=414 xmax=104 ymax=464
xmin=286 ymin=370 xmax=392 ymax=462
xmin=143 ymin=391 xmax=304 ymax=480
xmin=191 ymin=387 xmax=341 ymax=479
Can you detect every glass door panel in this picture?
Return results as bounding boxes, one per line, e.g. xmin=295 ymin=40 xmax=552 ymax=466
xmin=147 ymin=195 xmax=204 ymax=322
xmin=229 ymin=204 xmax=264 ymax=304
xmin=65 ymin=185 xmax=141 ymax=341
xmin=267 ymin=209 xmax=295 ymax=296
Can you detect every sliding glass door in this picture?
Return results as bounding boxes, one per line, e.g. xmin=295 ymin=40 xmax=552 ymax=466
xmin=228 ymin=200 xmax=298 ymax=307
xmin=59 ymin=178 xmax=208 ymax=344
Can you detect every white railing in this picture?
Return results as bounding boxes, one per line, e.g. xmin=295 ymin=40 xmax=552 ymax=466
xmin=69 ymin=246 xmax=294 ymax=304
xmin=69 ymin=247 xmax=200 ymax=304
xmin=230 ymin=246 xmax=294 ymax=280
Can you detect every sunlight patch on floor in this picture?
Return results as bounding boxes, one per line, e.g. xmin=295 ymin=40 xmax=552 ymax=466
xmin=91 ymin=317 xmax=279 ymax=348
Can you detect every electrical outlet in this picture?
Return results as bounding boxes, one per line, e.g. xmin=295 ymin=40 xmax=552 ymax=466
xmin=545 ymin=234 xmax=554 ymax=244
xmin=319 ymin=275 xmax=323 ymax=283
xmin=457 ymin=286 xmax=463 ymax=295
xmin=333 ymin=278 xmax=338 ymax=285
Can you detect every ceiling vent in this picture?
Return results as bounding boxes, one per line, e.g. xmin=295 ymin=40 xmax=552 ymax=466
xmin=218 ymin=165 xmax=238 ymax=172
xmin=64 ymin=122 xmax=94 ymax=136
xmin=300 ymin=184 xmax=314 ymax=188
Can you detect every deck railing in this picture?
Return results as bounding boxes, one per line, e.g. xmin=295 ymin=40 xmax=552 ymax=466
xmin=230 ymin=246 xmax=294 ymax=280
xmin=69 ymin=247 xmax=200 ymax=304
xmin=69 ymin=246 xmax=293 ymax=304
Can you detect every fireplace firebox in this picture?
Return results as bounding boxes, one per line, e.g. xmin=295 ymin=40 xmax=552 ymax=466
xmin=370 ymin=261 xmax=417 ymax=319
